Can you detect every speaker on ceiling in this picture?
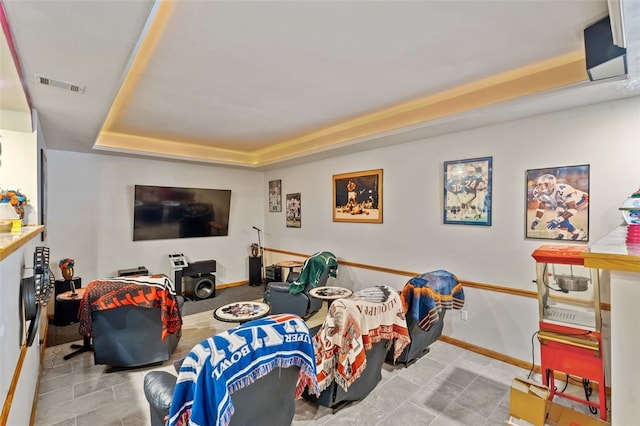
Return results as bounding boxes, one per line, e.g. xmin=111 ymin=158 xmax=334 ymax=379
xmin=584 ymin=16 xmax=627 ymax=81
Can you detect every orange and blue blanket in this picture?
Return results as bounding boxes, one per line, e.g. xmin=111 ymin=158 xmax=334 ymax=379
xmin=78 ymin=275 xmax=181 ymax=340
xmin=400 ymin=270 xmax=465 ymax=332
xmin=313 ymin=285 xmax=410 ymax=392
xmin=168 ymin=314 xmax=318 ymax=426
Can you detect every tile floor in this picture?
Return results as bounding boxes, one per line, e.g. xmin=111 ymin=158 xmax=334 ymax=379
xmin=35 ymin=310 xmax=606 ymax=426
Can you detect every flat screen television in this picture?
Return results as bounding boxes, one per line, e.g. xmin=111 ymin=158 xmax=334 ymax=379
xmin=133 ymin=185 xmax=231 ymax=241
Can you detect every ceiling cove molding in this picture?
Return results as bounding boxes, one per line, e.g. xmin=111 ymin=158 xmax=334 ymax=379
xmin=95 ymin=16 xmax=587 ymax=168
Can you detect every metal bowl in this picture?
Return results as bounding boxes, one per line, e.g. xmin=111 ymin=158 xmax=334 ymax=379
xmin=556 ymin=274 xmax=589 ymax=292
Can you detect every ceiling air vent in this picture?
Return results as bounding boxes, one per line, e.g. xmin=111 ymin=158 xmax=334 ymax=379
xmin=34 ymin=74 xmax=84 ymax=93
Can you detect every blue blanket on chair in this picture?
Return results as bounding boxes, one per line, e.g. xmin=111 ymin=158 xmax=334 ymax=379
xmin=168 ymin=314 xmax=318 ymax=426
xmin=400 ymin=270 xmax=465 ymax=332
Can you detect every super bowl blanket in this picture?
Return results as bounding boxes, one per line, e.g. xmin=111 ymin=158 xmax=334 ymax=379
xmin=78 ymin=275 xmax=181 ymax=340
xmin=313 ymin=285 xmax=410 ymax=392
xmin=168 ymin=314 xmax=318 ymax=426
xmin=289 ymin=251 xmax=339 ymax=294
xmin=400 ymin=270 xmax=465 ymax=332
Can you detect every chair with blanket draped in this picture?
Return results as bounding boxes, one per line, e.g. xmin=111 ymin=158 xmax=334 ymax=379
xmin=386 ymin=270 xmax=465 ymax=366
xmin=78 ymin=275 xmax=183 ymax=370
xmin=263 ymin=251 xmax=338 ymax=319
xmin=303 ymin=285 xmax=410 ymax=410
xmin=143 ymin=314 xmax=319 ymax=426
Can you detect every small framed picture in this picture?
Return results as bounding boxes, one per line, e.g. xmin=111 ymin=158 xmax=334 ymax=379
xmin=526 ymin=164 xmax=589 ymax=241
xmin=286 ymin=193 xmax=301 ymax=228
xmin=269 ymin=179 xmax=282 ymax=212
xmin=443 ymin=157 xmax=492 ymax=226
xmin=332 ymin=169 xmax=383 ymax=223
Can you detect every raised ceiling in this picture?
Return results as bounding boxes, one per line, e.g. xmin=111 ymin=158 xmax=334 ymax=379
xmin=1 ymin=1 xmax=639 ymax=170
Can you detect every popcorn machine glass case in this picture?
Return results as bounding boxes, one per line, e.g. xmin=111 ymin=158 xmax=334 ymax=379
xmin=532 ymin=245 xmax=601 ymax=332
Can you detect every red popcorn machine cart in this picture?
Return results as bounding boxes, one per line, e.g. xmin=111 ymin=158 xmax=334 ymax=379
xmin=531 ymin=245 xmax=606 ymax=420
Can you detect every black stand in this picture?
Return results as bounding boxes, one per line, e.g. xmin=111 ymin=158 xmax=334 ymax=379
xmin=63 ymin=335 xmax=93 ymax=360
xmin=54 ymin=277 xmax=82 ymax=326
xmin=253 ymin=226 xmax=265 ymax=284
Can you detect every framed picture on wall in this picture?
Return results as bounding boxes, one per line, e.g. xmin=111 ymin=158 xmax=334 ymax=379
xmin=269 ymin=179 xmax=282 ymax=212
xmin=526 ymin=164 xmax=589 ymax=241
xmin=332 ymin=169 xmax=383 ymax=223
xmin=443 ymin=157 xmax=492 ymax=226
xmin=286 ymin=192 xmax=301 ymax=228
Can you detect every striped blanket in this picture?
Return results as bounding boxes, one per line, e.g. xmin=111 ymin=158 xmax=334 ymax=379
xmin=313 ymin=285 xmax=410 ymax=392
xmin=168 ymin=314 xmax=318 ymax=426
xmin=78 ymin=275 xmax=181 ymax=340
xmin=400 ymin=270 xmax=465 ymax=332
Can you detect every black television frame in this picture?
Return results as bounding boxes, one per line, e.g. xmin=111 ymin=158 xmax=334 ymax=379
xmin=133 ymin=185 xmax=231 ymax=241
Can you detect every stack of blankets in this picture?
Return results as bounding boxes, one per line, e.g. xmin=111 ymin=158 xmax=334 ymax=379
xmin=313 ymin=285 xmax=410 ymax=392
xmin=400 ymin=269 xmax=465 ymax=332
xmin=78 ymin=275 xmax=181 ymax=340
xmin=168 ymin=314 xmax=319 ymax=426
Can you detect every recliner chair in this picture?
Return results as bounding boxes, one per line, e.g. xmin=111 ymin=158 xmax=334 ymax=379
xmin=145 ymin=365 xmax=301 ymax=426
xmin=304 ymin=285 xmax=410 ymax=410
xmin=77 ymin=275 xmax=183 ymax=371
xmin=304 ymin=339 xmax=391 ymax=410
xmin=143 ymin=314 xmax=318 ymax=426
xmin=387 ymin=270 xmax=463 ymax=366
xmin=92 ymin=300 xmax=183 ymax=369
xmin=387 ymin=308 xmax=445 ymax=366
xmin=263 ymin=251 xmax=338 ymax=318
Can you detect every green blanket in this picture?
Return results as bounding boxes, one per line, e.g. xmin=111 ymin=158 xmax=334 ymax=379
xmin=289 ymin=251 xmax=338 ymax=294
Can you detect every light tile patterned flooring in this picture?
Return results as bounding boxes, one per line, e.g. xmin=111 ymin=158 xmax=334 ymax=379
xmin=36 ymin=308 xmax=606 ymax=426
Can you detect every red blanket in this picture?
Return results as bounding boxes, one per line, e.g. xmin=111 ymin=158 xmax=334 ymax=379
xmin=78 ymin=275 xmax=181 ymax=340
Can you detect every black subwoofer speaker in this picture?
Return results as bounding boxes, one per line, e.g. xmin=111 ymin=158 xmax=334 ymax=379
xmin=183 ymin=275 xmax=216 ymax=300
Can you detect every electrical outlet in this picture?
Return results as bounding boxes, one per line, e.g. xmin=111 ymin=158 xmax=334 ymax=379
xmin=460 ymin=310 xmax=468 ymax=321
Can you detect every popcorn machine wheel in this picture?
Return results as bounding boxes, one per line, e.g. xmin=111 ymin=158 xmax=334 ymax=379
xmin=531 ymin=245 xmax=607 ymax=421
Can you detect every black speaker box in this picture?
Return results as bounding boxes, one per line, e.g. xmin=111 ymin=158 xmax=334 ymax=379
xmin=584 ymin=16 xmax=627 ymax=81
xmin=182 ymin=259 xmax=216 ymax=277
xmin=117 ymin=266 xmax=149 ymax=277
xmin=265 ymin=264 xmax=282 ymax=283
xmin=183 ymin=275 xmax=216 ymax=300
xmin=249 ymin=256 xmax=262 ymax=286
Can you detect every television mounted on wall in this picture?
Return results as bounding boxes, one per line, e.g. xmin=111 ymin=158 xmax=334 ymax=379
xmin=133 ymin=185 xmax=231 ymax=241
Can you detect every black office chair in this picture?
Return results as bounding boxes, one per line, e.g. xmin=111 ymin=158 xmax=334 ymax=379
xmin=263 ymin=251 xmax=338 ymax=318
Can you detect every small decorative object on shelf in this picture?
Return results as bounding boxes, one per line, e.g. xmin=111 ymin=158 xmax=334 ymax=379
xmin=620 ymin=187 xmax=640 ymax=226
xmin=59 ymin=258 xmax=76 ymax=283
xmin=0 ymin=188 xmax=28 ymax=219
xmin=250 ymin=242 xmax=259 ymax=257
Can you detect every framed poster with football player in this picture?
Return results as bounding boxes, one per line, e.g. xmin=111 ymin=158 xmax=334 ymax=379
xmin=526 ymin=164 xmax=589 ymax=241
xmin=268 ymin=179 xmax=282 ymax=212
xmin=286 ymin=192 xmax=301 ymax=228
xmin=443 ymin=157 xmax=492 ymax=226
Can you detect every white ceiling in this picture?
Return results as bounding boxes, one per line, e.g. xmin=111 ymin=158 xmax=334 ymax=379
xmin=1 ymin=0 xmax=639 ymax=170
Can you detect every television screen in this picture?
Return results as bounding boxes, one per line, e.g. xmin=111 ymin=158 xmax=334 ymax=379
xmin=133 ymin=185 xmax=231 ymax=241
